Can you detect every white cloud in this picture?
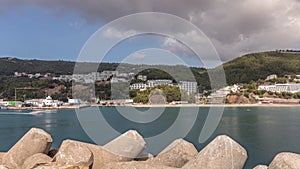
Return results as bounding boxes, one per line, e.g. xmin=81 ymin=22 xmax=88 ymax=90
xmin=1 ymin=0 xmax=300 ymax=61
xmin=102 ymin=27 xmax=137 ymax=39
xmin=131 ymin=52 xmax=146 ymax=60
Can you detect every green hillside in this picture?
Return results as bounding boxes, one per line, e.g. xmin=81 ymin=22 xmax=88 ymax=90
xmin=1 ymin=51 xmax=299 ymax=89
xmin=222 ymin=51 xmax=300 ymax=84
xmin=0 ymin=57 xmax=118 ymax=76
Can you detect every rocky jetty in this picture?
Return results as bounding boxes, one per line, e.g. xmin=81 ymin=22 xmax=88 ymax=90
xmin=0 ymin=128 xmax=299 ymax=169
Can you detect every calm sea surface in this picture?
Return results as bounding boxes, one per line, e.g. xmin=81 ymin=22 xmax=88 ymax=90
xmin=0 ymin=106 xmax=299 ymax=168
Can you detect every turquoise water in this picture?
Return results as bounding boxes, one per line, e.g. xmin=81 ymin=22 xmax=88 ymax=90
xmin=0 ymin=107 xmax=299 ymax=168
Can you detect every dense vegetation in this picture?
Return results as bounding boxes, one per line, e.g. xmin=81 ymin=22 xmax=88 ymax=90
xmin=132 ymin=85 xmax=195 ymax=104
xmin=222 ymin=51 xmax=300 ymax=84
xmin=0 ymin=76 xmax=71 ymax=101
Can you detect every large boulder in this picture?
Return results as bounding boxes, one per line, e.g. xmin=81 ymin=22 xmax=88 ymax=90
xmin=269 ymin=152 xmax=300 ymax=169
xmin=53 ymin=139 xmax=131 ymax=169
xmin=54 ymin=140 xmax=94 ymax=167
xmin=253 ymin=165 xmax=268 ymax=169
xmin=103 ymin=130 xmax=146 ymax=159
xmin=102 ymin=161 xmax=176 ymax=169
xmin=183 ymin=135 xmax=247 ymax=169
xmin=22 ymin=153 xmax=52 ymax=169
xmin=150 ymin=139 xmax=198 ymax=168
xmin=2 ymin=128 xmax=53 ymax=169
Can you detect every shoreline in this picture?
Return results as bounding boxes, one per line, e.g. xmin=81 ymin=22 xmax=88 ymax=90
xmin=129 ymin=103 xmax=300 ymax=108
xmin=2 ymin=103 xmax=300 ymax=110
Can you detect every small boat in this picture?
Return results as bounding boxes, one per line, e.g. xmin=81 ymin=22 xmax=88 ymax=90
xmin=0 ymin=106 xmax=8 ymax=110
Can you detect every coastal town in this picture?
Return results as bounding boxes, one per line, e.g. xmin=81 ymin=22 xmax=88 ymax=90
xmin=1 ymin=68 xmax=300 ymax=109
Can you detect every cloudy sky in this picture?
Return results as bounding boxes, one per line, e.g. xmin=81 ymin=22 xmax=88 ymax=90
xmin=0 ymin=0 xmax=300 ymax=67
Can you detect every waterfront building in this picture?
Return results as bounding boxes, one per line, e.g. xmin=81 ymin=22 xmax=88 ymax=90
xmin=43 ymin=96 xmax=54 ymax=107
xmin=178 ymin=81 xmax=198 ymax=93
xmin=137 ymin=75 xmax=147 ymax=81
xmin=265 ymin=74 xmax=277 ymax=81
xmin=129 ymin=83 xmax=147 ymax=90
xmin=147 ymin=80 xmax=173 ymax=88
xmin=258 ymin=83 xmax=300 ymax=93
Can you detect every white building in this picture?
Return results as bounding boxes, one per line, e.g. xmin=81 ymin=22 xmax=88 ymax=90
xmin=137 ymin=75 xmax=147 ymax=81
xmin=24 ymin=99 xmax=43 ymax=107
xmin=178 ymin=81 xmax=198 ymax=93
xmin=68 ymin=99 xmax=81 ymax=105
xmin=43 ymin=96 xmax=54 ymax=107
xmin=147 ymin=80 xmax=173 ymax=88
xmin=130 ymin=83 xmax=147 ymax=90
xmin=258 ymin=84 xmax=300 ymax=93
xmin=265 ymin=74 xmax=277 ymax=81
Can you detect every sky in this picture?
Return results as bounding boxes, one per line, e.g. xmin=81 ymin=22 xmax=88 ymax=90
xmin=0 ymin=0 xmax=300 ymax=67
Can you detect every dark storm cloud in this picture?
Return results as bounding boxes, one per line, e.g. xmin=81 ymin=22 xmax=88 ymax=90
xmin=1 ymin=0 xmax=300 ymax=61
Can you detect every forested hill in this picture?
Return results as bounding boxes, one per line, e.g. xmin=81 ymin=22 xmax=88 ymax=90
xmin=222 ymin=51 xmax=300 ymax=84
xmin=0 ymin=57 xmax=118 ymax=76
xmin=1 ymin=51 xmax=300 ymax=87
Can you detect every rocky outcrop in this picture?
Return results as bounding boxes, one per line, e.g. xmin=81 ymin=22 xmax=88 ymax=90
xmin=2 ymin=128 xmax=53 ymax=169
xmin=268 ymin=152 xmax=300 ymax=169
xmin=22 ymin=153 xmax=52 ymax=169
xmin=149 ymin=139 xmax=198 ymax=168
xmin=182 ymin=135 xmax=248 ymax=169
xmin=253 ymin=165 xmax=268 ymax=169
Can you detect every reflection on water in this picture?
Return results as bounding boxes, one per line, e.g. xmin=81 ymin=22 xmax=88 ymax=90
xmin=0 ymin=107 xmax=300 ymax=168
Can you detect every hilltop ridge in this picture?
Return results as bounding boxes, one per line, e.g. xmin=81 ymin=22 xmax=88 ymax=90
xmin=1 ymin=50 xmax=300 ymax=86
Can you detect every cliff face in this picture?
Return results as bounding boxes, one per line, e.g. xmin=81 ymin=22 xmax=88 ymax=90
xmin=226 ymin=94 xmax=256 ymax=104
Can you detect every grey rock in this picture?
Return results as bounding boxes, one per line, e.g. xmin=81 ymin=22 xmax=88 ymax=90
xmin=82 ymin=142 xmax=131 ymax=169
xmin=183 ymin=135 xmax=247 ymax=169
xmin=253 ymin=165 xmax=268 ymax=169
xmin=22 ymin=153 xmax=52 ymax=169
xmin=2 ymin=128 xmax=53 ymax=169
xmin=150 ymin=139 xmax=198 ymax=168
xmin=53 ymin=139 xmax=130 ymax=169
xmin=103 ymin=130 xmax=146 ymax=158
xmin=54 ymin=140 xmax=93 ymax=167
xmin=269 ymin=152 xmax=300 ymax=169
